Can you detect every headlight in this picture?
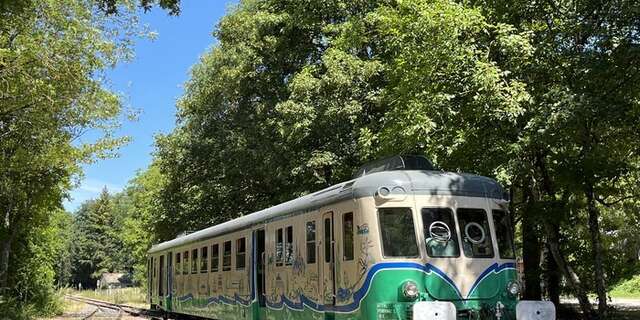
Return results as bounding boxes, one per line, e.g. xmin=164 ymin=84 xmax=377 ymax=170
xmin=402 ymin=280 xmax=419 ymax=300
xmin=507 ymin=281 xmax=520 ymax=296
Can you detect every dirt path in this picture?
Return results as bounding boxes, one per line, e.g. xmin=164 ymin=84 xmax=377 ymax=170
xmin=560 ymin=298 xmax=640 ymax=320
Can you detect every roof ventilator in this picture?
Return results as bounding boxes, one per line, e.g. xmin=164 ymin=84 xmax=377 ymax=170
xmin=354 ymin=155 xmax=436 ymax=178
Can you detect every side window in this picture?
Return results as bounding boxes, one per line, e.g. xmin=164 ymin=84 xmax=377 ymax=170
xmin=183 ymin=251 xmax=189 ymax=275
xmin=191 ymin=248 xmax=198 ymax=274
xmin=223 ymin=241 xmax=232 ymax=271
xmin=211 ymin=244 xmax=219 ymax=272
xmin=200 ymin=247 xmax=208 ymax=273
xmin=175 ymin=253 xmax=181 ymax=275
xmin=324 ymin=218 xmax=332 ymax=263
xmin=152 ymin=257 xmax=156 ymax=278
xmin=343 ymin=212 xmax=354 ymax=261
xmin=457 ymin=208 xmax=494 ymax=258
xmin=276 ymin=228 xmax=283 ymax=266
xmin=492 ymin=210 xmax=516 ymax=259
xmin=285 ymin=226 xmax=294 ymax=266
xmin=236 ymin=237 xmax=246 ymax=270
xmin=422 ymin=208 xmax=460 ymax=257
xmin=378 ymin=208 xmax=419 ymax=257
xmin=306 ymin=221 xmax=316 ymax=264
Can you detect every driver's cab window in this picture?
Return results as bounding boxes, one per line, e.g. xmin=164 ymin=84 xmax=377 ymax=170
xmin=422 ymin=208 xmax=460 ymax=257
xmin=456 ymin=208 xmax=494 ymax=258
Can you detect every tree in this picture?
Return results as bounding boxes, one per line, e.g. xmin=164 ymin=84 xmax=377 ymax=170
xmin=154 ymin=1 xmax=640 ymax=319
xmin=0 ymin=0 xmax=155 ymax=314
xmin=465 ymin=0 xmax=640 ymax=317
xmin=121 ymin=165 xmax=166 ymax=286
xmin=154 ymin=0 xmax=529 ymax=240
xmin=72 ymin=188 xmax=129 ymax=287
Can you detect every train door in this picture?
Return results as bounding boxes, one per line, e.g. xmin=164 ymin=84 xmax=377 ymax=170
xmin=159 ymin=254 xmax=165 ymax=307
xmin=255 ymin=229 xmax=266 ymax=307
xmin=167 ymin=251 xmax=173 ymax=310
xmin=321 ymin=212 xmax=336 ymax=317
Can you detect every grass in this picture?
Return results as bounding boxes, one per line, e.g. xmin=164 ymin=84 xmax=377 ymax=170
xmin=609 ymin=275 xmax=640 ymax=299
xmin=63 ymin=287 xmax=148 ymax=308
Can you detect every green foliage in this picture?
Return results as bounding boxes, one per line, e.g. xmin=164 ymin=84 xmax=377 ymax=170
xmin=0 ymin=0 xmax=149 ymax=315
xmin=95 ymin=0 xmax=181 ymax=15
xmin=152 ymin=0 xmax=532 ymax=243
xmin=66 ymin=167 xmax=165 ymax=290
xmin=120 ymin=166 xmax=166 ymax=286
xmin=72 ymin=188 xmax=130 ymax=287
xmin=150 ymin=0 xmax=640 ymax=314
xmin=0 ymin=210 xmax=69 ymax=318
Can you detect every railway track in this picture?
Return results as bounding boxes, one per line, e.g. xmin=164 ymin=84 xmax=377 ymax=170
xmin=65 ymin=295 xmax=163 ymax=319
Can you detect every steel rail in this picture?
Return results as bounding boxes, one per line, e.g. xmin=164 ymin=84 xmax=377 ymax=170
xmin=65 ymin=294 xmax=162 ymax=319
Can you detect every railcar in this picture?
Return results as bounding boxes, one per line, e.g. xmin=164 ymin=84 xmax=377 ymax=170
xmin=147 ymin=155 xmax=554 ymax=320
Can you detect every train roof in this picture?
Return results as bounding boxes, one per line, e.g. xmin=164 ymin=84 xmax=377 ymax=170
xmin=148 ymin=169 xmax=506 ymax=254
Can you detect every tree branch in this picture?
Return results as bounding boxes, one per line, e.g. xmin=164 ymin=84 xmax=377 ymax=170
xmin=596 ymin=195 xmax=639 ymax=207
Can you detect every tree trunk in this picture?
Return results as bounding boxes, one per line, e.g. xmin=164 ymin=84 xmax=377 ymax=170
xmin=545 ymin=241 xmax=560 ymax=306
xmin=0 ymin=227 xmax=17 ymax=290
xmin=586 ymin=188 xmax=608 ymax=319
xmin=522 ymin=189 xmax=542 ymax=300
xmin=534 ymin=151 xmax=594 ymax=318
xmin=545 ymin=221 xmax=595 ymax=320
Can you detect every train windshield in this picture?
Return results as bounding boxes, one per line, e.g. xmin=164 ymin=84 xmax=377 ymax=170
xmin=378 ymin=208 xmax=419 ymax=257
xmin=492 ymin=210 xmax=516 ymax=259
xmin=422 ymin=208 xmax=460 ymax=257
xmin=456 ymin=209 xmax=494 ymax=258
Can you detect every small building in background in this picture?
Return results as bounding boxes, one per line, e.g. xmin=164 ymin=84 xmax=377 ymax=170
xmin=98 ymin=272 xmax=132 ymax=289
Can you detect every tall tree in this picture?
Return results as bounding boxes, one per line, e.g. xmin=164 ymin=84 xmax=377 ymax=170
xmin=73 ymin=188 xmax=128 ymax=287
xmin=0 ymin=0 xmax=178 ymax=313
xmin=155 ymin=0 xmax=529 ymax=240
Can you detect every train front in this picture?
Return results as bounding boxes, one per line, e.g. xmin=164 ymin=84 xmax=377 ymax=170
xmin=354 ymin=166 xmax=555 ymax=320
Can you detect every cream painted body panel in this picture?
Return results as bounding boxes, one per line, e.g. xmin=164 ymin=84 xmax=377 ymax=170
xmin=148 ymin=192 xmax=512 ymax=314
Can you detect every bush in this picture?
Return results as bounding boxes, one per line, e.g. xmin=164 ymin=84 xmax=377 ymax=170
xmin=0 ymin=292 xmax=62 ymax=320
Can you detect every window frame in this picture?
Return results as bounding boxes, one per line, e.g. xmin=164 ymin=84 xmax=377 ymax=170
xmin=343 ymin=212 xmax=354 ymax=261
xmin=191 ymin=248 xmax=198 ymax=274
xmin=492 ymin=209 xmax=516 ymax=259
xmin=285 ymin=226 xmax=294 ymax=266
xmin=200 ymin=246 xmax=208 ymax=273
xmin=456 ymin=208 xmax=495 ymax=259
xmin=421 ymin=207 xmax=461 ymax=258
xmin=183 ymin=251 xmax=189 ymax=275
xmin=175 ymin=252 xmax=181 ymax=275
xmin=276 ymin=228 xmax=284 ymax=267
xmin=377 ymin=207 xmax=420 ymax=259
xmin=236 ymin=237 xmax=246 ymax=270
xmin=222 ymin=241 xmax=232 ymax=271
xmin=211 ymin=244 xmax=219 ymax=272
xmin=306 ymin=221 xmax=316 ymax=264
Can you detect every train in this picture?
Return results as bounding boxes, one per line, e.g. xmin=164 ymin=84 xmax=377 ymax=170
xmin=147 ymin=155 xmax=555 ymax=319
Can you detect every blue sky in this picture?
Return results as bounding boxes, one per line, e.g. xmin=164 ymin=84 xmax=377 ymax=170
xmin=64 ymin=2 xmax=235 ymax=211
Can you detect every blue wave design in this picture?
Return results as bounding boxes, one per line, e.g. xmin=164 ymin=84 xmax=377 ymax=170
xmin=178 ymin=293 xmax=193 ymax=303
xmin=466 ymin=262 xmax=516 ymax=298
xmin=264 ymin=262 xmax=463 ymax=313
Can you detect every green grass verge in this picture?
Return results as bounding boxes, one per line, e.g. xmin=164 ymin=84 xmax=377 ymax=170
xmin=64 ymin=287 xmax=147 ymax=307
xmin=609 ymin=275 xmax=640 ymax=299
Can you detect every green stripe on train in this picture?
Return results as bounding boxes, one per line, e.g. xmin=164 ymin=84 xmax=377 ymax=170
xmin=164 ymin=268 xmax=517 ymax=319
